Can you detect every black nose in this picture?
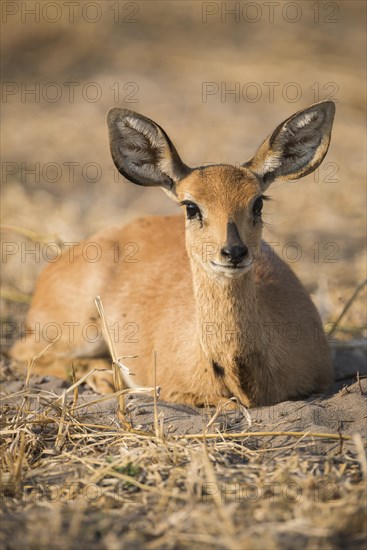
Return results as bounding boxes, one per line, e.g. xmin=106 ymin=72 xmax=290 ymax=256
xmin=221 ymin=244 xmax=248 ymax=265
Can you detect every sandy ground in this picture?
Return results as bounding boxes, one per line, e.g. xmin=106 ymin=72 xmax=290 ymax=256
xmin=1 ymin=361 xmax=366 ymax=549
xmin=2 ymin=369 xmax=367 ymax=442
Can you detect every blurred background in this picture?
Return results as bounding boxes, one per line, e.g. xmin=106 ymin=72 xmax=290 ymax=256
xmin=1 ymin=0 xmax=366 ymax=335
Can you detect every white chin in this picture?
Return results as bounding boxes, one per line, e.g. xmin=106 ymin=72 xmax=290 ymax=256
xmin=209 ymin=261 xmax=253 ymax=279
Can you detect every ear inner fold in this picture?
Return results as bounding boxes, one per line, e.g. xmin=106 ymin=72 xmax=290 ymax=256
xmin=245 ymin=101 xmax=335 ymax=190
xmin=107 ymin=108 xmax=191 ymax=189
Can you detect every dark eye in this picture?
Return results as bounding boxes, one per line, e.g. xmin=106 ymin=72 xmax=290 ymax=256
xmin=252 ymin=197 xmax=263 ymax=217
xmin=182 ymin=201 xmax=202 ymax=221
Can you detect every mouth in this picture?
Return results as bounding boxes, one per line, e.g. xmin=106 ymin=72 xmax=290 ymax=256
xmin=210 ymin=260 xmax=253 ymax=277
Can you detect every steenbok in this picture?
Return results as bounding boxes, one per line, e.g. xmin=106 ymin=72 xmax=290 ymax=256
xmin=11 ymin=101 xmax=335 ymax=406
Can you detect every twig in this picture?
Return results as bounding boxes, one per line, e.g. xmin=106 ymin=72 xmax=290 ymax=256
xmin=26 ymin=343 xmax=54 ymax=386
xmin=352 ymin=433 xmax=367 ymax=480
xmin=356 ymin=372 xmax=364 ymax=395
xmin=337 ymin=422 xmax=344 ymax=454
xmin=0 ymin=288 xmax=32 ymax=304
xmin=14 ymin=431 xmax=26 ymax=483
xmin=0 ymin=224 xmax=64 ymax=248
xmin=55 ymin=390 xmax=67 ymax=451
xmin=153 ymin=350 xmax=163 ymax=440
xmin=72 ymin=387 xmax=148 ymax=412
xmin=94 ymin=296 xmax=130 ymax=429
xmin=177 ymin=431 xmax=352 ymax=441
xmin=204 ymin=397 xmax=252 ymax=432
xmin=327 ymin=278 xmax=367 ymax=338
xmin=70 ymin=363 xmax=78 ymax=414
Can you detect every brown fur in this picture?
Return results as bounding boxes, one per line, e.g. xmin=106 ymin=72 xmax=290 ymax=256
xmin=10 ymin=103 xmax=335 ymax=406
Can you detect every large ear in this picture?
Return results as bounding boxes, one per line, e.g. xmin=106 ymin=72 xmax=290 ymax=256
xmin=107 ymin=108 xmax=191 ymax=196
xmin=245 ymin=101 xmax=335 ymax=190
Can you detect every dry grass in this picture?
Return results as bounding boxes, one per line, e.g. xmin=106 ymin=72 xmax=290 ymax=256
xmin=1 ymin=367 xmax=366 ymax=550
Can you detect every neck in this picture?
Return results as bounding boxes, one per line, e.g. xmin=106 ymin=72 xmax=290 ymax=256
xmin=191 ymin=261 xmax=266 ymax=404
